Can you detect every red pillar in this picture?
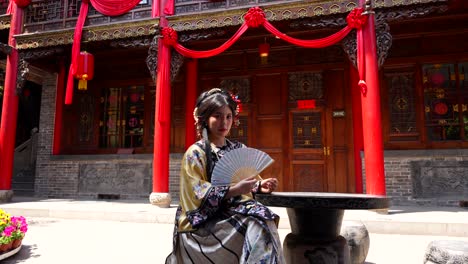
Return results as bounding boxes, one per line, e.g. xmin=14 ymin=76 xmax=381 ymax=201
xmin=350 ymin=64 xmax=364 ymax=193
xmin=151 ymin=16 xmax=172 ymax=204
xmin=359 ymin=0 xmax=386 ymax=195
xmin=0 ymin=4 xmax=23 ymax=190
xmin=53 ymin=60 xmax=66 ymax=155
xmin=184 ymin=59 xmax=198 ymax=150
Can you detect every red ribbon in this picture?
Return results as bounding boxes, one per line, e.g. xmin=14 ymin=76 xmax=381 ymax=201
xmin=244 ymin=6 xmax=266 ymax=28
xmin=161 ymin=27 xmax=178 ymax=47
xmin=346 ymin=8 xmax=367 ymax=29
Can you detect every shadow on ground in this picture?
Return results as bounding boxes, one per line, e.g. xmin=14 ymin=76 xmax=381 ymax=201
xmin=3 ymin=244 xmax=40 ymax=263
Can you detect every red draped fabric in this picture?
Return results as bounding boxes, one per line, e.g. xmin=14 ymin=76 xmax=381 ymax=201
xmin=357 ymin=28 xmax=367 ymax=95
xmin=90 ymin=0 xmax=142 ymax=16
xmin=264 ymin=22 xmax=352 ymax=48
xmin=168 ymin=25 xmax=249 ymax=58
xmin=65 ymin=0 xmax=143 ymax=104
xmin=65 ymin=0 xmax=89 ymax=104
xmin=162 ymin=7 xmax=367 ymax=60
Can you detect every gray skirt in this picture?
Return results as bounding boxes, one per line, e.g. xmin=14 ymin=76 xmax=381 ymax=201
xmin=166 ymin=214 xmax=285 ymax=264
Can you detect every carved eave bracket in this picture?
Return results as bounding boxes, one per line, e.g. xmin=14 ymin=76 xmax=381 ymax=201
xmin=146 ymin=28 xmax=227 ymax=84
xmin=15 ymin=47 xmax=66 ymax=94
xmin=16 ymin=59 xmax=29 ymax=95
xmin=0 ymin=42 xmax=12 ymax=55
xmin=341 ymin=2 xmax=450 ymax=68
xmin=0 ymin=14 xmax=10 ymax=30
xmin=146 ymin=33 xmax=185 ymax=84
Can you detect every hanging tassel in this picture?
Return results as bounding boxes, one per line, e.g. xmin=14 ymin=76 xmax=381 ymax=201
xmin=202 ymin=127 xmax=208 ymax=141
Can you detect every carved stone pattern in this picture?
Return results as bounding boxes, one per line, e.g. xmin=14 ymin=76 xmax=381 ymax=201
xmin=219 ymin=78 xmax=250 ymax=103
xmin=288 ymin=72 xmax=323 ymax=101
xmin=79 ymin=163 xmax=151 ymax=194
xmin=424 ymin=240 xmax=468 ymax=264
xmin=411 ymin=160 xmax=468 ymax=199
xmin=0 ymin=43 xmax=12 ymax=55
xmin=146 ymin=35 xmax=185 ymax=84
xmin=16 ymin=60 xmax=29 ymax=96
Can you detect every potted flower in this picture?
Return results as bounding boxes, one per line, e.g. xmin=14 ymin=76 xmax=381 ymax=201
xmin=0 ymin=225 xmax=14 ymax=252
xmin=0 ymin=209 xmax=28 ymax=253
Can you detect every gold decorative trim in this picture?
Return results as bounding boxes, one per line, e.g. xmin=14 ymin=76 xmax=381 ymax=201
xmin=13 ymin=0 xmax=448 ymax=49
xmin=168 ymin=1 xmax=359 ymax=31
xmin=16 ymin=19 xmax=159 ymax=50
xmin=0 ymin=14 xmax=10 ymax=30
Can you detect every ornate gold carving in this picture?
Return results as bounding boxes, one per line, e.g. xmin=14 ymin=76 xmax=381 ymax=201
xmin=16 ymin=20 xmax=159 ymax=50
xmin=0 ymin=15 xmax=10 ymax=30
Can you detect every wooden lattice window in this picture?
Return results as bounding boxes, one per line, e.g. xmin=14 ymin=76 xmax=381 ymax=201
xmin=423 ymin=63 xmax=468 ymax=141
xmin=99 ymin=85 xmax=145 ymax=148
xmin=292 ymin=112 xmax=322 ymax=148
xmin=385 ymin=70 xmax=419 ymax=141
xmin=228 ymin=115 xmax=248 ymax=145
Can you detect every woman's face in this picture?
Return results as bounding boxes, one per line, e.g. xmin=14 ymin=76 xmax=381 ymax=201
xmin=207 ymin=105 xmax=233 ymax=142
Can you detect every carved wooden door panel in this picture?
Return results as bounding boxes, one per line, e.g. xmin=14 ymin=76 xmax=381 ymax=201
xmin=251 ymin=73 xmax=287 ymax=191
xmin=289 ymin=109 xmax=328 ymax=192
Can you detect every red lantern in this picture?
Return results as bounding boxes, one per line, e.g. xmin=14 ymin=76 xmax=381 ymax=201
xmin=14 ymin=0 xmax=32 ymax=8
xmin=75 ymin=51 xmax=94 ymax=90
xmin=258 ymin=43 xmax=270 ymax=57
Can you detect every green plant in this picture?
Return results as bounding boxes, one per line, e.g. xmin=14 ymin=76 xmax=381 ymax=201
xmin=0 ymin=209 xmax=28 ymax=246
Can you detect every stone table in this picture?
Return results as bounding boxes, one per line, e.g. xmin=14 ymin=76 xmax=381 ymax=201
xmin=256 ymin=192 xmax=389 ymax=264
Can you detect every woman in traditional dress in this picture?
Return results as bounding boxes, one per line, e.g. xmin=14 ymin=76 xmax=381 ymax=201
xmin=166 ymin=88 xmax=285 ymax=264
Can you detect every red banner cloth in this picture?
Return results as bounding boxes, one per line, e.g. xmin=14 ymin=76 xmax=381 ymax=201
xmin=162 ymin=7 xmax=367 ymax=59
xmin=65 ymin=0 xmax=142 ymax=104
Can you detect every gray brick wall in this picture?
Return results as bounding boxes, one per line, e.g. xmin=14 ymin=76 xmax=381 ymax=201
xmin=33 ymin=71 xmax=184 ymax=201
xmin=362 ymin=149 xmax=468 ymax=207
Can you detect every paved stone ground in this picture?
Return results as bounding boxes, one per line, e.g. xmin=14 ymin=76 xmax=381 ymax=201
xmin=2 ymin=217 xmax=468 ymax=264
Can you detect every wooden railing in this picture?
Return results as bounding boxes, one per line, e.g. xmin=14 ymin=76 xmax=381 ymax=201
xmin=5 ymin=0 xmax=293 ymax=34
xmin=22 ymin=0 xmax=152 ymax=33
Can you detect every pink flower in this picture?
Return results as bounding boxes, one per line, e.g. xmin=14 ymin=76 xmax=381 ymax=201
xmin=2 ymin=226 xmax=15 ymax=237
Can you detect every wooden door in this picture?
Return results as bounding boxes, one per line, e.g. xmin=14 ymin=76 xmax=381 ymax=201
xmin=252 ymin=73 xmax=288 ymax=191
xmin=289 ymin=109 xmax=328 ymax=192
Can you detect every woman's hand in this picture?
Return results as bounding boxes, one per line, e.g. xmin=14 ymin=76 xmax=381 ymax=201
xmin=259 ymin=178 xmax=278 ymax=194
xmin=225 ymin=175 xmax=258 ymax=199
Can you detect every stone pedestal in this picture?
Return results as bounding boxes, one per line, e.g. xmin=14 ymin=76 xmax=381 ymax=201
xmin=0 ymin=190 xmax=13 ymax=203
xmin=284 ymin=233 xmax=350 ymax=264
xmin=149 ymin=192 xmax=172 ymax=208
xmin=340 ymin=220 xmax=370 ymax=264
xmin=255 ymin=192 xmax=389 ymax=264
xmin=424 ymin=240 xmax=468 ymax=264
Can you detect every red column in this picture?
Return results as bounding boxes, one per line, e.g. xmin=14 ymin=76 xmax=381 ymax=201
xmin=184 ymin=59 xmax=198 ymax=150
xmin=152 ymin=16 xmax=171 ymax=194
xmin=53 ymin=60 xmax=66 ymax=155
xmin=350 ymin=64 xmax=364 ymax=193
xmin=359 ymin=1 xmax=386 ymax=195
xmin=0 ymin=4 xmax=23 ymax=190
